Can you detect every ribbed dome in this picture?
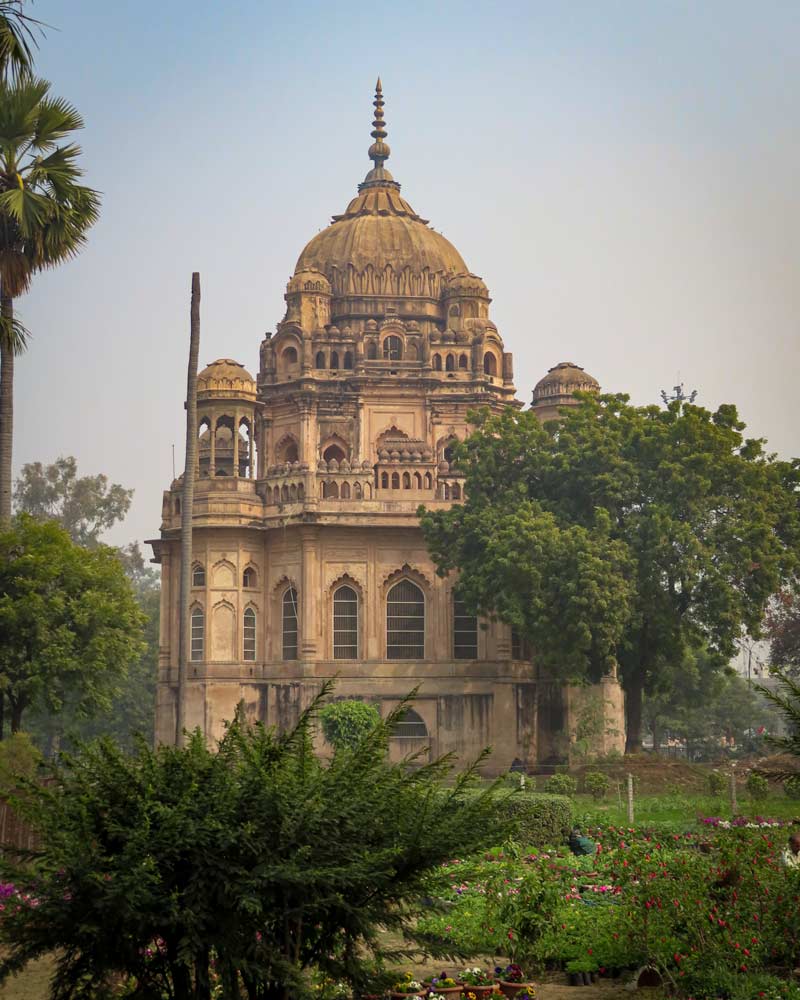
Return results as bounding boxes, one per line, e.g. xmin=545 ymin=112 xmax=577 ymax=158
xmin=293 ymin=80 xmax=467 ymax=297
xmin=531 ymin=362 xmax=600 ymax=404
xmin=197 ymin=359 xmax=256 ymax=400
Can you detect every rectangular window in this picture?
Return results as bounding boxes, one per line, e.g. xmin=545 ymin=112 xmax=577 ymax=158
xmin=282 ymin=588 xmax=298 ymax=661
xmin=191 ymin=610 xmax=204 ymax=662
xmin=453 ymin=599 xmax=478 ymax=659
xmin=243 ymin=609 xmax=256 ymax=662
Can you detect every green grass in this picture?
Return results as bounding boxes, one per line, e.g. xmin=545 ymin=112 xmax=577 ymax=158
xmin=572 ymin=791 xmax=800 ymax=828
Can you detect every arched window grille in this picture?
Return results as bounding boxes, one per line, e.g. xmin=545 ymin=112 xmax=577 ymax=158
xmin=333 ymin=585 xmax=358 ymax=659
xmin=383 ymin=335 xmax=403 ymax=361
xmin=243 ymin=607 xmax=256 ymax=661
xmin=433 ymin=354 xmax=442 ymax=371
xmin=282 ymin=588 xmax=298 ymax=660
xmin=331 ymin=351 xmax=339 ymax=369
xmin=445 ymin=353 xmax=455 ymax=372
xmin=483 ymin=352 xmax=497 ymax=375
xmin=458 ymin=354 xmax=469 ymax=369
xmin=393 ymin=707 xmax=427 ymax=738
xmin=315 ymin=351 xmax=326 ymax=369
xmin=243 ymin=566 xmax=257 ymax=588
xmin=190 ymin=607 xmax=204 ymax=661
xmin=387 ymin=580 xmax=424 ymax=659
xmin=453 ymin=597 xmax=478 ymax=659
xmin=192 ymin=564 xmax=205 ymax=587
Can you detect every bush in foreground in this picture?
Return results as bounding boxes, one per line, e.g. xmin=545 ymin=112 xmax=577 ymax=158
xmin=0 ymin=685 xmax=506 ymax=1000
xmin=543 ymin=773 xmax=577 ymax=797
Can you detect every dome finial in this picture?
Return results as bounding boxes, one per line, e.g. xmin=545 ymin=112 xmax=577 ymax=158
xmin=369 ymin=76 xmax=390 ymax=168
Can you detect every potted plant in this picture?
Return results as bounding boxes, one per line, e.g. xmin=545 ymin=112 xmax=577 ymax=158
xmin=565 ymin=958 xmax=597 ymax=987
xmin=496 ymin=965 xmax=536 ymax=998
xmin=425 ymin=973 xmax=462 ymax=997
xmin=391 ymin=973 xmax=425 ymax=999
xmin=460 ymin=967 xmax=498 ymax=999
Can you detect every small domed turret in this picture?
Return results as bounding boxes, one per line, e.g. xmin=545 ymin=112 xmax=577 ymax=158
xmin=531 ymin=362 xmax=600 ymax=422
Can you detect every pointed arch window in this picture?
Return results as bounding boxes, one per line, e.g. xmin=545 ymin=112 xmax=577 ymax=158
xmin=192 ymin=564 xmax=205 ymax=587
xmin=333 ymin=585 xmax=359 ymax=659
xmin=453 ymin=596 xmax=478 ymax=659
xmin=190 ymin=607 xmax=204 ymax=661
xmin=387 ymin=580 xmax=425 ymax=659
xmin=315 ymin=351 xmax=326 ymax=369
xmin=243 ymin=566 xmax=257 ymax=588
xmin=243 ymin=607 xmax=256 ymax=661
xmin=331 ymin=350 xmax=339 ymax=369
xmin=383 ymin=335 xmax=403 ymax=360
xmin=282 ymin=588 xmax=298 ymax=661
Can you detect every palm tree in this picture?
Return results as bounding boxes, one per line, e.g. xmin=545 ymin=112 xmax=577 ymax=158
xmin=0 ymin=77 xmax=100 ymax=523
xmin=0 ymin=1 xmax=42 ymax=81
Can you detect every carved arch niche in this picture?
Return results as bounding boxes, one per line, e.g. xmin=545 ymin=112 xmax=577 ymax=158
xmin=212 ymin=559 xmax=236 ymax=589
xmin=211 ymin=600 xmax=236 ymax=661
xmin=275 ymin=433 xmax=300 ymax=465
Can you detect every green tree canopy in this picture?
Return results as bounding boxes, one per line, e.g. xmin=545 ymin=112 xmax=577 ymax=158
xmin=420 ymin=396 xmax=800 ymax=751
xmin=0 ymin=515 xmax=145 ymax=734
xmin=766 ymin=586 xmax=800 ymax=677
xmin=14 ymin=455 xmax=132 ymax=546
xmin=0 ymin=688 xmax=507 ymax=1000
xmin=320 ymin=698 xmax=382 ymax=751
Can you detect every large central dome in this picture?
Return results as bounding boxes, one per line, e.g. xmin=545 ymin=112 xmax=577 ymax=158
xmin=294 ymin=80 xmax=468 ymax=295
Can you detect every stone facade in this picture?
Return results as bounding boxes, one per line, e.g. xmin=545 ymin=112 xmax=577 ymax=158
xmin=150 ymin=82 xmax=625 ymax=771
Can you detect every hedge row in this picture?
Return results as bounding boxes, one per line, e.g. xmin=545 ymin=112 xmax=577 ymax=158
xmin=462 ymin=790 xmax=573 ymax=846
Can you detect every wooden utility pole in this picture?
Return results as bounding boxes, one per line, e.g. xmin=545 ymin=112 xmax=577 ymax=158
xmin=176 ymin=273 xmax=201 ymax=746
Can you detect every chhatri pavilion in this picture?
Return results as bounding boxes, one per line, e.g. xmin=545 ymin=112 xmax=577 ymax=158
xmin=149 ymin=82 xmax=624 ymax=769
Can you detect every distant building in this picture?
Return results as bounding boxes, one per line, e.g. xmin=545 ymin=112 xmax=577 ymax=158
xmin=149 ymin=82 xmax=624 ymax=770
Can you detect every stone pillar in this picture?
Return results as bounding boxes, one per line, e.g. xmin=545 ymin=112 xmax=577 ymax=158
xmin=299 ymin=526 xmax=319 ymax=657
xmin=503 ymin=352 xmax=514 ymax=386
xmin=249 ymin=416 xmax=255 ymax=479
xmin=209 ymin=415 xmax=216 ymax=478
xmin=233 ymin=409 xmax=240 ymax=477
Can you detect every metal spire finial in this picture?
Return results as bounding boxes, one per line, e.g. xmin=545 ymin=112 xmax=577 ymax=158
xmin=368 ymin=77 xmax=390 ymax=168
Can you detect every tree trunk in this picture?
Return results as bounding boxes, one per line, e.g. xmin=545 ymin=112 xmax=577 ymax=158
xmin=652 ymin=717 xmax=660 ymax=755
xmin=176 ymin=274 xmax=200 ymax=746
xmin=0 ymin=293 xmax=14 ymax=526
xmin=625 ymin=674 xmax=644 ymax=754
xmin=10 ymin=699 xmax=23 ymax=735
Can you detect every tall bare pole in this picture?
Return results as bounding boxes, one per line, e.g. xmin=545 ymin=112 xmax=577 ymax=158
xmin=176 ymin=273 xmax=201 ymax=746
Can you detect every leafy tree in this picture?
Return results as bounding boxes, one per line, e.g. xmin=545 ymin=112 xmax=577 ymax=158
xmin=14 ymin=456 xmax=133 ymax=546
xmin=420 ymin=397 xmax=800 ymax=751
xmin=0 ymin=78 xmax=100 ymax=524
xmin=0 ymin=688 xmax=507 ymax=1000
xmin=765 ymin=587 xmax=800 ymax=677
xmin=0 ymin=515 xmax=145 ymax=735
xmin=320 ymin=699 xmax=382 ymax=751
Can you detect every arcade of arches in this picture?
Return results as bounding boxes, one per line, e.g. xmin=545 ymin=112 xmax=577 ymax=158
xmin=150 ymin=83 xmax=623 ymax=770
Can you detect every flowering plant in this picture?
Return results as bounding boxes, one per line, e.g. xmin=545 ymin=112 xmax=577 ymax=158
xmin=426 ymin=973 xmax=458 ymax=989
xmin=495 ymin=964 xmax=525 ymax=983
xmin=392 ymin=973 xmax=424 ymax=994
xmin=515 ymin=993 xmax=536 ymax=1000
xmin=460 ymin=967 xmax=495 ymax=987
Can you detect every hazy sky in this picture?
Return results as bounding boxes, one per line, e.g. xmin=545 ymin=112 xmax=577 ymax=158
xmin=16 ymin=0 xmax=800 ymax=550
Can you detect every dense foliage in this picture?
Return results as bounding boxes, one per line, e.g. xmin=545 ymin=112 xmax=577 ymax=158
xmin=767 ymin=589 xmax=800 ymax=677
xmin=320 ymin=699 xmax=382 ymax=751
xmin=420 ymin=397 xmax=800 ymax=750
xmin=0 ymin=515 xmax=145 ymax=735
xmin=0 ymin=688 xmax=507 ymax=1000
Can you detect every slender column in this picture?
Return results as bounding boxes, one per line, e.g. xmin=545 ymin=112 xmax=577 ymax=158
xmin=209 ymin=415 xmax=216 ymax=478
xmin=249 ymin=415 xmax=255 ymax=479
xmin=233 ymin=409 xmax=240 ymax=477
xmin=299 ymin=526 xmax=319 ymax=657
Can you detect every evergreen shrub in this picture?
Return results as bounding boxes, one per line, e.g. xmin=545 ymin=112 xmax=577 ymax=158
xmin=708 ymin=770 xmax=727 ymax=795
xmin=494 ymin=791 xmax=572 ymax=846
xmin=543 ymin=773 xmax=577 ymax=797
xmin=583 ymin=771 xmax=609 ymax=801
xmin=746 ymin=771 xmax=769 ymax=801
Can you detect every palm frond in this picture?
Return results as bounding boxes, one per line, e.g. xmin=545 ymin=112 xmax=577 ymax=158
xmin=0 ymin=309 xmax=29 ymax=353
xmin=0 ymin=2 xmax=46 ymax=82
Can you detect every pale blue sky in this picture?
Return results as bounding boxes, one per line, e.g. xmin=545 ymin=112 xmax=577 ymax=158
xmin=16 ymin=0 xmax=800 ymax=547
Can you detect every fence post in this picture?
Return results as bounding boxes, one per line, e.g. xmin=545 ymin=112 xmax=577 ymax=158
xmin=627 ymin=773 xmax=634 ymax=825
xmin=730 ymin=762 xmax=738 ymax=816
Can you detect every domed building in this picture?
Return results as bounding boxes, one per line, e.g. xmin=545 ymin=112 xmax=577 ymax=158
xmin=150 ymin=83 xmax=624 ymax=767
xmin=530 ymin=362 xmax=601 ymax=423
